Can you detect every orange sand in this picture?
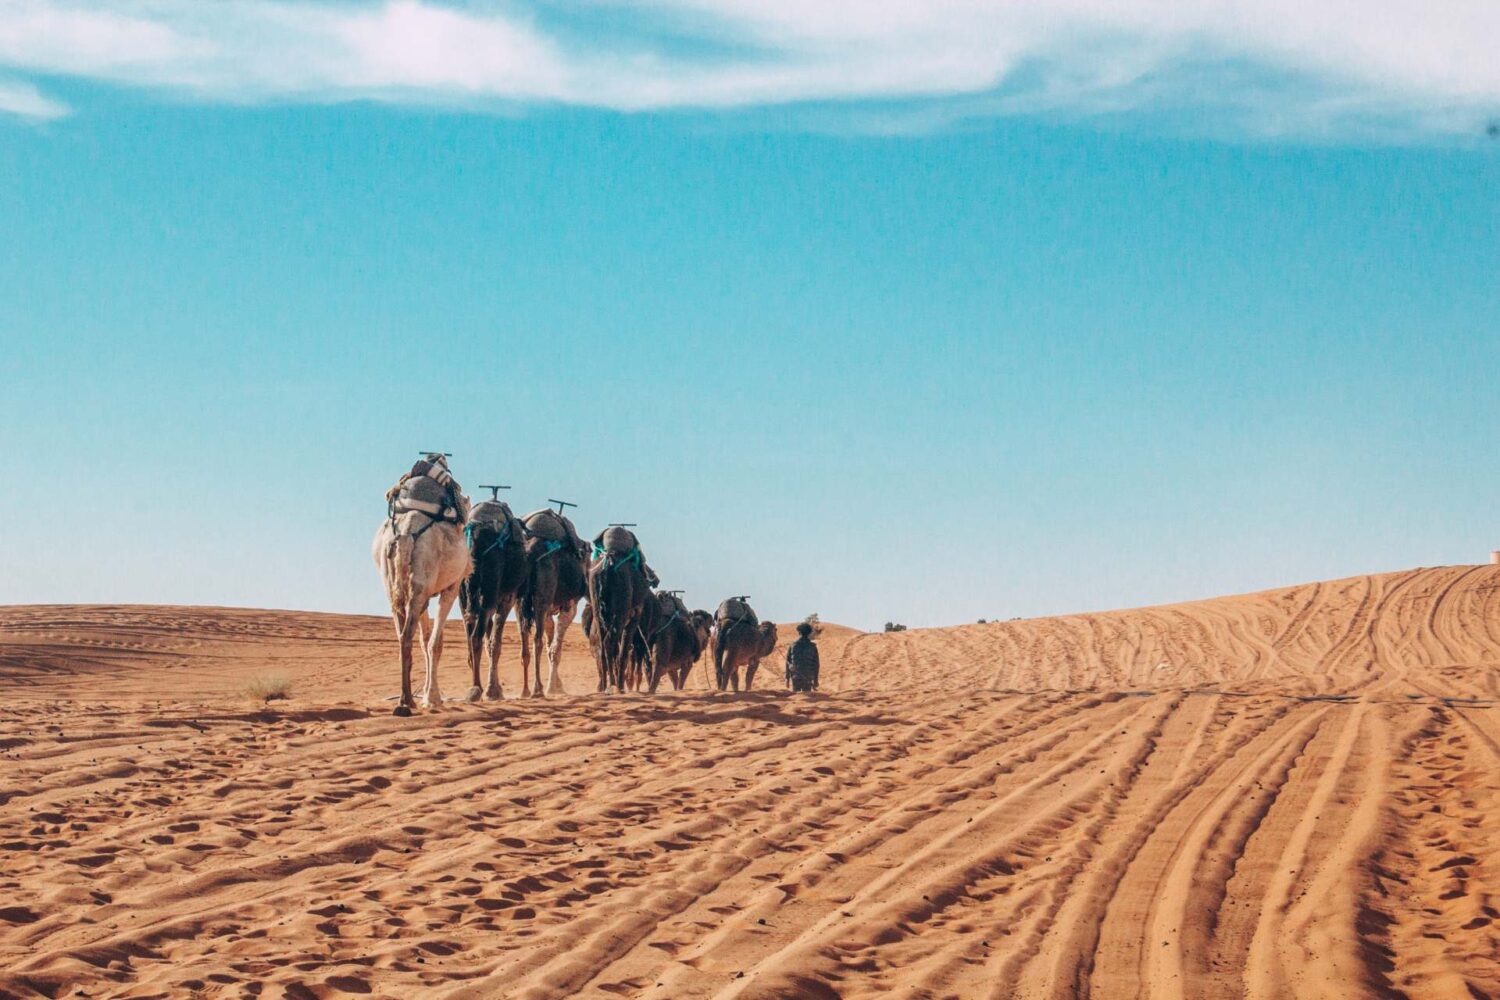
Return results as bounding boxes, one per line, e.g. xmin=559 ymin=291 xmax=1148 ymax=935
xmin=2 ymin=566 xmax=1498 ymax=998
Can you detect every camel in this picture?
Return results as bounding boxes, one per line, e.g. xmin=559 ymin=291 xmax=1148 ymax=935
xmin=373 ymin=455 xmax=471 ymax=716
xmin=580 ymin=601 xmax=640 ymax=691
xmin=682 ymin=610 xmax=715 ymax=688
xmin=639 ymin=596 xmax=713 ymax=693
xmin=712 ymin=597 xmax=778 ymax=691
xmin=613 ymin=596 xmax=657 ymax=693
xmin=457 ymin=498 xmax=527 ymax=701
xmin=517 ymin=508 xmax=587 ymax=698
xmin=587 ymin=526 xmax=652 ymax=694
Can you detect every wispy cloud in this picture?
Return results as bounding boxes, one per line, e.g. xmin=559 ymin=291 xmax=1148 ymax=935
xmin=0 ymin=0 xmax=1496 ymax=138
xmin=0 ymin=77 xmax=69 ymax=120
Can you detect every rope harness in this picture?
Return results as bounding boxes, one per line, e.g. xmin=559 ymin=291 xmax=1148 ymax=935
xmin=388 ymin=496 xmax=458 ymax=540
xmin=519 ymin=517 xmax=578 ymax=562
xmin=717 ymin=614 xmax=755 ymax=634
xmin=591 ymin=541 xmax=642 ymax=571
xmin=464 ymin=518 xmax=514 ymax=560
xmin=650 ymin=607 xmax=682 ymax=641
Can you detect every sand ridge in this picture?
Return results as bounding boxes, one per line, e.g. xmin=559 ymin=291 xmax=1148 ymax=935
xmin=1 ymin=566 xmax=1498 ymax=999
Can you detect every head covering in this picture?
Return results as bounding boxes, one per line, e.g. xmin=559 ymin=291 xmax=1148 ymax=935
xmin=796 ymin=622 xmax=813 ymax=637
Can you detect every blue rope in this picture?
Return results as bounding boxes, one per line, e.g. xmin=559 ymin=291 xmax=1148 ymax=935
xmin=465 ymin=520 xmax=512 ymax=560
xmin=592 ymin=545 xmax=641 ymax=571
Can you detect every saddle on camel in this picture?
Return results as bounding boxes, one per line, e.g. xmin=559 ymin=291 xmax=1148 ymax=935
xmin=715 ymin=595 xmax=758 ymax=629
xmin=522 ymin=507 xmax=586 ymax=562
xmin=386 ymin=454 xmax=470 ymax=533
xmin=589 ymin=526 xmax=660 ymax=588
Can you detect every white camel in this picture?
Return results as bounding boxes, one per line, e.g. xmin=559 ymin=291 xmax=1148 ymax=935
xmin=374 ymin=460 xmax=472 ymax=716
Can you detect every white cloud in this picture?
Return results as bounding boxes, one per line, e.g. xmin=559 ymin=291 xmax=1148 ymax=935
xmin=0 ymin=78 xmax=68 ymax=120
xmin=0 ymin=0 xmax=1495 ymax=138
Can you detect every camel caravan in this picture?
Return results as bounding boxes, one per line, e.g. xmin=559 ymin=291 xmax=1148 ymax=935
xmin=374 ymin=454 xmax=784 ymax=715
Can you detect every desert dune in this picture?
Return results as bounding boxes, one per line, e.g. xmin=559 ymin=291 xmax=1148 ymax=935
xmin=2 ymin=565 xmax=1497 ymax=999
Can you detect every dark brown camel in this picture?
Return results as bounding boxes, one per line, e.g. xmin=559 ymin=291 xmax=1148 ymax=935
xmin=517 ymin=508 xmax=587 ymax=698
xmin=587 ymin=526 xmax=651 ymax=694
xmin=712 ymin=597 xmax=778 ymax=691
xmin=457 ymin=498 xmax=527 ymax=701
xmin=583 ymin=599 xmax=651 ymax=692
xmin=641 ymin=597 xmax=712 ymax=692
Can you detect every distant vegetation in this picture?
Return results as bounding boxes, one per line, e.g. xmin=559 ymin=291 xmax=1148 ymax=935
xmin=245 ymin=674 xmax=292 ymax=703
xmin=883 ymin=622 xmax=907 ymax=633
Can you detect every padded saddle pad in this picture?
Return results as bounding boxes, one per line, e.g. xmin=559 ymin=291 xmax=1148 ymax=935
xmin=396 ymin=475 xmax=457 ymax=519
xmin=715 ymin=598 xmax=757 ymax=627
xmin=523 ymin=509 xmax=570 ymax=542
xmin=469 ymin=500 xmax=514 ymax=527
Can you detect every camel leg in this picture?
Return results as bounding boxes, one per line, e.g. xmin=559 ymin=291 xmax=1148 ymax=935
xmin=601 ymin=628 xmax=614 ymax=694
xmin=612 ymin=626 xmax=630 ymax=695
xmin=744 ymin=657 xmax=759 ymax=691
xmin=646 ymin=646 xmax=664 ymax=695
xmin=611 ymin=629 xmax=626 ymax=694
xmin=518 ymin=614 xmax=535 ymax=699
xmin=416 ymin=610 xmax=442 ymax=709
xmin=713 ymin=642 xmax=727 ymax=691
xmin=422 ymin=585 xmax=459 ymax=708
xmin=486 ymin=596 xmax=512 ymax=700
xmin=546 ymin=601 xmax=574 ymax=696
xmin=393 ymin=604 xmax=418 ymax=716
xmin=531 ymin=611 xmax=549 ymax=704
xmin=464 ymin=603 xmax=487 ymax=704
xmin=640 ymin=633 xmax=654 ymax=693
xmin=598 ymin=627 xmax=612 ymax=694
xmin=613 ymin=627 xmax=629 ymax=694
xmin=595 ymin=630 xmax=608 ymax=693
xmin=633 ymin=630 xmax=647 ymax=692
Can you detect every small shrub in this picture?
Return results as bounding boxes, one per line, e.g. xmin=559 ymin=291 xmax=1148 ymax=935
xmin=803 ymin=613 xmax=823 ymax=637
xmin=883 ymin=622 xmax=907 ymax=633
xmin=245 ymin=674 xmax=292 ymax=703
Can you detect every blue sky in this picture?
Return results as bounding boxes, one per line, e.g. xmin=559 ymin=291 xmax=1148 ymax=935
xmin=1 ymin=3 xmax=1497 ymax=629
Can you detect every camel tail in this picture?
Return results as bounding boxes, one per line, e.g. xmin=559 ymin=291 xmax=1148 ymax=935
xmin=385 ymin=530 xmax=416 ymax=614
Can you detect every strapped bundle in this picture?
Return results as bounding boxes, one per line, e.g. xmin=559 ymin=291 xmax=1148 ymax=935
xmin=716 ymin=597 xmax=757 ymax=627
xmin=523 ymin=508 xmax=569 ymax=541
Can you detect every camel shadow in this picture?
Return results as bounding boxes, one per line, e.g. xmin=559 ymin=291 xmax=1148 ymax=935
xmin=143 ymin=707 xmax=372 ymax=729
xmin=618 ymin=695 xmax=902 ymax=729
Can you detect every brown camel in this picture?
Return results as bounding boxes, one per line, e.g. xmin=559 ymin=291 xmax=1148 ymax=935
xmin=587 ymin=526 xmax=651 ymax=694
xmin=457 ymin=497 xmax=527 ymax=701
xmin=517 ymin=508 xmax=587 ymax=698
xmin=640 ymin=596 xmax=712 ymax=692
xmin=712 ymin=597 xmax=778 ymax=691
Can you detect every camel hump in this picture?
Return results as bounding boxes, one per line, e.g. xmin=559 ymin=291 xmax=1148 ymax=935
xmin=523 ymin=509 xmax=568 ymax=541
xmin=655 ymin=591 xmax=688 ymax=618
xmin=469 ymin=500 xmax=514 ymax=527
xmin=716 ymin=597 xmax=758 ymax=627
xmin=595 ymin=526 xmax=639 ymax=556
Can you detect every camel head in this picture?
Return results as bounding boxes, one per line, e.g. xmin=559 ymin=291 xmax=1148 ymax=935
xmin=689 ymin=610 xmax=713 ymax=658
xmin=756 ymin=621 xmax=778 ymax=659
